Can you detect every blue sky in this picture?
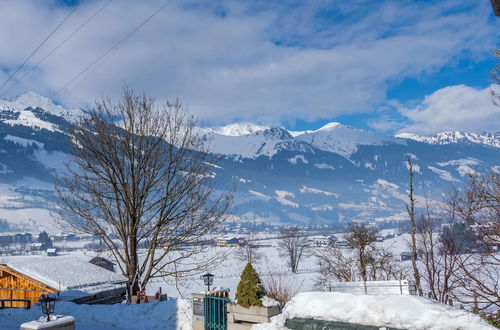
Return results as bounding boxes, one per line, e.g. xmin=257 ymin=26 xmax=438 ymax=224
xmin=0 ymin=0 xmax=499 ymax=134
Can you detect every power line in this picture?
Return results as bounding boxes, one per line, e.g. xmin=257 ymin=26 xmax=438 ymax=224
xmin=0 ymin=1 xmax=83 ymax=94
xmin=0 ymin=0 xmax=113 ymax=98
xmin=52 ymin=0 xmax=175 ymax=99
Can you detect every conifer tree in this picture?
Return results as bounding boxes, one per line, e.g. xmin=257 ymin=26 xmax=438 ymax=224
xmin=236 ymin=263 xmax=265 ymax=308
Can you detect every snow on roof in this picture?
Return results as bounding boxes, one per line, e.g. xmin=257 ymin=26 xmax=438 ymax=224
xmin=6 ymin=256 xmax=126 ymax=295
xmin=255 ymin=292 xmax=494 ymax=330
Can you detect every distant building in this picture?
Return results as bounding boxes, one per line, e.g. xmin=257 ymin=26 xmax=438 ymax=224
xmin=314 ymin=238 xmax=329 ymax=247
xmin=400 ymin=252 xmax=417 ymax=262
xmin=335 ymin=240 xmax=348 ymax=248
xmin=14 ymin=233 xmax=32 ymax=244
xmin=29 ymin=242 xmax=43 ymax=251
xmin=0 ymin=235 xmax=14 ymax=246
xmin=216 ymin=237 xmax=242 ymax=247
xmin=89 ymin=256 xmax=115 ymax=272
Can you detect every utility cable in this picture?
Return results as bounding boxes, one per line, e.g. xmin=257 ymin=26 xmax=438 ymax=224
xmin=51 ymin=0 xmax=175 ymax=99
xmin=0 ymin=0 xmax=113 ymax=98
xmin=0 ymin=1 xmax=83 ymax=94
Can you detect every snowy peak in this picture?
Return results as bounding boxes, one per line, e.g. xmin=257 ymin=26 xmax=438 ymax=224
xmin=205 ymin=126 xmax=310 ymax=159
xmin=293 ymin=122 xmax=403 ymax=158
xmin=396 ymin=131 xmax=500 ymax=148
xmin=0 ymin=91 xmax=83 ymax=123
xmin=208 ymin=123 xmax=269 ymax=136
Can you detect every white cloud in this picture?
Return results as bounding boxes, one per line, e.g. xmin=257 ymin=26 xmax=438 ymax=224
xmin=397 ymin=84 xmax=500 ymax=134
xmin=0 ymin=0 xmax=497 ymax=126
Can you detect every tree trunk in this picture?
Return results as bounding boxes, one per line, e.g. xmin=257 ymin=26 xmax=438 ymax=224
xmin=406 ymin=156 xmax=423 ymax=296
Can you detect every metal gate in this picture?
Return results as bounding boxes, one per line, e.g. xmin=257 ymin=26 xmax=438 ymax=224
xmin=204 ymin=295 xmax=229 ymax=330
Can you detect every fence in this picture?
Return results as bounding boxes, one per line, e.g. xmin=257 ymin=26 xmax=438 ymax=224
xmin=324 ymin=280 xmax=416 ymax=295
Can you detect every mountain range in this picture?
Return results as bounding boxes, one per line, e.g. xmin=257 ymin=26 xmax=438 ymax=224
xmin=0 ymin=92 xmax=498 ymax=232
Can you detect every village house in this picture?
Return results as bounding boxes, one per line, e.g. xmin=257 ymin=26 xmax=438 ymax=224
xmin=89 ymin=256 xmax=115 ymax=272
xmin=0 ymin=256 xmax=127 ymax=307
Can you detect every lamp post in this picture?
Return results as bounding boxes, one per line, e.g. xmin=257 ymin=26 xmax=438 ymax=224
xmin=202 ymin=272 xmax=215 ymax=292
xmin=39 ymin=294 xmax=56 ymax=322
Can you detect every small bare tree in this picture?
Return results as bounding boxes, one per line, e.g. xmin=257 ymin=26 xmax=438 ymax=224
xmin=416 ymin=209 xmax=463 ymax=304
xmin=56 ymin=89 xmax=232 ymax=292
xmin=315 ymin=244 xmax=357 ymax=287
xmin=446 ymin=172 xmax=500 ymax=312
xmin=235 ymin=233 xmax=263 ymax=264
xmin=405 ymin=155 xmax=424 ymax=295
xmin=345 ymin=223 xmax=379 ymax=281
xmin=365 ymin=245 xmax=406 ymax=281
xmin=278 ymin=226 xmax=309 ymax=273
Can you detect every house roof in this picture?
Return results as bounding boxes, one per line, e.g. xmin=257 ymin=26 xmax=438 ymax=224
xmin=6 ymin=256 xmax=126 ymax=296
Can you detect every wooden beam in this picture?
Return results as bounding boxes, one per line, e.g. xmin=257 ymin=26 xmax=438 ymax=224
xmin=492 ymin=0 xmax=500 ymax=16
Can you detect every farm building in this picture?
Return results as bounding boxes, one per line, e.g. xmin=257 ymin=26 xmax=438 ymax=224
xmin=0 ymin=256 xmax=127 ymax=307
xmin=89 ymin=256 xmax=115 ymax=272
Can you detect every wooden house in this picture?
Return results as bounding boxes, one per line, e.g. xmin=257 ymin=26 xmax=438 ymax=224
xmin=0 ymin=264 xmax=54 ymax=308
xmin=0 ymin=256 xmax=127 ymax=308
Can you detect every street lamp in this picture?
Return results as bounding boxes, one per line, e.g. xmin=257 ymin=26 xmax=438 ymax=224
xmin=39 ymin=294 xmax=56 ymax=322
xmin=202 ymin=273 xmax=215 ymax=292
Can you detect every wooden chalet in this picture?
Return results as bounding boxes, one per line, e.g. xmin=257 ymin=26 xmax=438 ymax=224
xmin=0 ymin=256 xmax=127 ymax=308
xmin=0 ymin=264 xmax=54 ymax=308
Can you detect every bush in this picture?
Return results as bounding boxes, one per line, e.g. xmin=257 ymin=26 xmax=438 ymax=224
xmin=236 ymin=263 xmax=265 ymax=308
xmin=262 ymin=262 xmax=302 ymax=308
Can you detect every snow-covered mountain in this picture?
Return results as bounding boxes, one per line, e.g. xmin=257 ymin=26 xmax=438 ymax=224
xmin=396 ymin=131 xmax=500 ymax=148
xmin=0 ymin=91 xmax=83 ymax=126
xmin=0 ymin=92 xmax=499 ymax=231
xmin=207 ymin=123 xmax=269 ymax=136
xmin=292 ymin=122 xmax=404 ymax=158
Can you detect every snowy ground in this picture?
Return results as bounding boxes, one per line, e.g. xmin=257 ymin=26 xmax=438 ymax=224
xmin=0 ymin=299 xmax=191 ymax=330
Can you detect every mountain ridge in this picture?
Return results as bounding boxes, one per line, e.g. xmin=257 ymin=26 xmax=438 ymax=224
xmin=0 ymin=92 xmax=498 ymax=230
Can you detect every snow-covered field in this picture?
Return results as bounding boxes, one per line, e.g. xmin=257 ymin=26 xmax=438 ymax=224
xmin=1 ymin=232 xmax=496 ymax=329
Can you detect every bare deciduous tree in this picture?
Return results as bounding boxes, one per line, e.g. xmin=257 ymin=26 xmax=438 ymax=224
xmin=235 ymin=233 xmax=263 ymax=264
xmin=56 ymin=89 xmax=232 ymax=292
xmin=416 ymin=208 xmax=463 ymax=304
xmin=345 ymin=223 xmax=379 ymax=281
xmin=405 ymin=155 xmax=424 ymax=296
xmin=315 ymin=244 xmax=357 ymax=286
xmin=365 ymin=245 xmax=407 ymax=281
xmin=446 ymin=171 xmax=500 ymax=311
xmin=279 ymin=226 xmax=309 ymax=273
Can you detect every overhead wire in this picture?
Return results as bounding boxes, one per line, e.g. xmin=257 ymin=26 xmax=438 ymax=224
xmin=0 ymin=0 xmax=114 ymax=98
xmin=0 ymin=1 xmax=83 ymax=94
xmin=51 ymin=0 xmax=176 ymax=99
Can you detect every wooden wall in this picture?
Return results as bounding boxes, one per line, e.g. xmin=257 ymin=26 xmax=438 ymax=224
xmin=0 ymin=265 xmax=56 ymax=308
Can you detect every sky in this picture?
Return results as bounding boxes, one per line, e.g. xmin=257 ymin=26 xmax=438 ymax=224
xmin=0 ymin=0 xmax=498 ymax=135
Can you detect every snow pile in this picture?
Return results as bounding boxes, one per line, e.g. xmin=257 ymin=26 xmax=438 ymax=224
xmin=0 ymin=299 xmax=187 ymax=330
xmin=7 ymin=256 xmax=126 ymax=296
xmin=254 ymin=292 xmax=494 ymax=330
xmin=261 ymin=296 xmax=279 ymax=307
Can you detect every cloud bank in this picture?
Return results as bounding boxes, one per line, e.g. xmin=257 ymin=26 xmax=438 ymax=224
xmin=0 ymin=0 xmax=497 ymax=131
